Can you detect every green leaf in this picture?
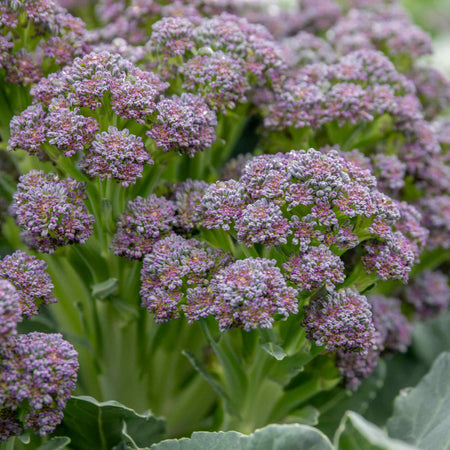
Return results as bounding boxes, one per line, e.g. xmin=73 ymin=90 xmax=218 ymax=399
xmin=151 ymin=424 xmax=333 ymax=449
xmin=411 ymin=312 xmax=450 ymax=367
xmin=284 ymin=405 xmax=320 ymax=426
xmin=37 ymin=437 xmax=71 ymax=450
xmin=92 ymin=278 xmax=119 ymax=299
xmin=315 ymin=360 xmax=386 ymax=438
xmin=54 ymin=396 xmax=165 ymax=450
xmin=261 ymin=343 xmax=286 ymax=361
xmin=335 ymin=412 xmax=417 ymax=450
xmin=387 ymin=352 xmax=450 ymax=449
xmin=268 ymin=350 xmax=314 ymax=386
xmin=182 ymin=350 xmax=238 ymax=416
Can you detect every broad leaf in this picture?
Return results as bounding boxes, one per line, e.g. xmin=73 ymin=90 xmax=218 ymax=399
xmin=336 ymin=412 xmax=417 ymax=450
xmin=55 ymin=396 xmax=165 ymax=450
xmin=182 ymin=350 xmax=239 ymax=416
xmin=37 ymin=437 xmax=71 ymax=450
xmin=151 ymin=424 xmax=333 ymax=450
xmin=92 ymin=278 xmax=118 ymax=300
xmin=261 ymin=343 xmax=286 ymax=361
xmin=315 ymin=361 xmax=386 ymax=438
xmin=387 ymin=352 xmax=450 ymax=449
xmin=412 ymin=312 xmax=450 ymax=367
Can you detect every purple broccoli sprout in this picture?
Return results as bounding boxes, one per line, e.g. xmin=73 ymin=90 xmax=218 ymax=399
xmin=140 ymin=234 xmax=231 ymax=322
xmin=303 ymin=288 xmax=376 ymax=354
xmin=0 ymin=280 xmax=21 ymax=343
xmin=207 ymin=257 xmax=298 ymax=332
xmin=111 ymin=195 xmax=176 ymax=260
xmin=147 ymin=93 xmax=217 ymax=157
xmin=10 ymin=171 xmax=94 ymax=253
xmin=369 ymin=294 xmax=412 ymax=353
xmin=0 ymin=332 xmax=78 ymax=439
xmin=0 ymin=251 xmax=56 ymax=318
xmin=404 ymin=270 xmax=450 ymax=320
xmin=80 ymin=127 xmax=152 ymax=187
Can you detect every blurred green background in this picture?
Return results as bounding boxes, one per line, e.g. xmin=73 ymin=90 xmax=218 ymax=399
xmin=402 ymin=0 xmax=450 ymax=74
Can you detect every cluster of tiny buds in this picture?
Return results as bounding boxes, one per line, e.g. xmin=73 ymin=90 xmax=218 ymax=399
xmin=201 ymin=148 xmax=420 ymax=282
xmin=0 ymin=251 xmax=57 ymax=317
xmin=0 ymin=0 xmax=89 ymax=85
xmin=146 ymin=13 xmax=287 ymax=111
xmin=10 ymin=171 xmax=94 ymax=253
xmin=0 ymin=332 xmax=78 ymax=441
xmin=8 ymin=51 xmax=218 ymax=184
xmin=303 ymin=288 xmax=376 ymax=354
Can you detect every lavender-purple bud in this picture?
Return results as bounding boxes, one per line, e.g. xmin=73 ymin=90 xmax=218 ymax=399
xmin=170 ymin=180 xmax=209 ymax=233
xmin=209 ymin=257 xmax=298 ymax=332
xmin=283 ymin=245 xmax=344 ymax=291
xmin=369 ymin=295 xmax=412 ymax=353
xmin=10 ymin=171 xmax=94 ymax=253
xmin=0 ymin=280 xmax=21 ymax=343
xmin=147 ymin=93 xmax=217 ymax=157
xmin=0 ymin=251 xmax=56 ymax=318
xmin=303 ymin=288 xmax=376 ymax=354
xmin=80 ymin=127 xmax=152 ymax=187
xmin=0 ymin=332 xmax=78 ymax=437
xmin=147 ymin=17 xmax=195 ymax=57
xmin=404 ymin=270 xmax=450 ymax=320
xmin=111 ymin=195 xmax=176 ymax=260
xmin=236 ymin=199 xmax=291 ymax=247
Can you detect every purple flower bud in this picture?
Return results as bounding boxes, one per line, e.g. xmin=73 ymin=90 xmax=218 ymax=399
xmin=303 ymin=288 xmax=376 ymax=354
xmin=10 ymin=171 xmax=94 ymax=253
xmin=323 ymin=83 xmax=373 ymax=125
xmin=0 ymin=332 xmax=78 ymax=437
xmin=141 ymin=234 xmax=230 ymax=322
xmin=201 ymin=180 xmax=249 ymax=230
xmin=283 ymin=245 xmax=344 ymax=291
xmin=418 ymin=196 xmax=450 ymax=250
xmin=0 ymin=251 xmax=56 ymax=318
xmin=404 ymin=270 xmax=450 ymax=319
xmin=0 ymin=409 xmax=22 ymax=444
xmin=80 ymin=127 xmax=152 ymax=187
xmin=369 ymin=295 xmax=412 ymax=353
xmin=412 ymin=66 xmax=450 ymax=119
xmin=181 ymin=52 xmax=249 ymax=112
xmin=297 ymin=0 xmax=341 ymax=33
xmin=170 ymin=180 xmax=209 ymax=233
xmin=264 ymin=80 xmax=323 ymax=130
xmin=111 ymin=195 xmax=176 ymax=259
xmin=147 ymin=17 xmax=195 ymax=57
xmin=8 ymin=104 xmax=48 ymax=159
xmin=330 ymin=49 xmax=414 ymax=94
xmin=236 ymin=199 xmax=291 ymax=247
xmin=362 ymin=232 xmax=416 ymax=282
xmin=372 ymin=154 xmax=406 ymax=192
xmin=329 ymin=9 xmax=431 ymax=62
xmin=147 ymin=93 xmax=217 ymax=157
xmin=394 ymin=201 xmax=428 ymax=254
xmin=0 ymin=280 xmax=21 ymax=343
xmin=209 ymin=257 xmax=298 ymax=332
xmin=281 ymin=31 xmax=336 ymax=67
xmin=336 ymin=347 xmax=380 ymax=391
xmin=45 ymin=103 xmax=99 ymax=157
xmin=0 ymin=1 xmax=89 ymax=85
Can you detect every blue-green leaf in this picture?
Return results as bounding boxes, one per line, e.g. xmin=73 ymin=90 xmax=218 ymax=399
xmin=151 ymin=424 xmax=333 ymax=450
xmin=37 ymin=437 xmax=71 ymax=450
xmin=387 ymin=352 xmax=450 ymax=449
xmin=261 ymin=343 xmax=286 ymax=361
xmin=92 ymin=278 xmax=118 ymax=300
xmin=55 ymin=396 xmax=165 ymax=450
xmin=336 ymin=412 xmax=417 ymax=450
